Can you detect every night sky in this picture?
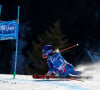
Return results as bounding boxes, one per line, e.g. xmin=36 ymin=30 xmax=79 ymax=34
xmin=0 ymin=0 xmax=100 ymax=44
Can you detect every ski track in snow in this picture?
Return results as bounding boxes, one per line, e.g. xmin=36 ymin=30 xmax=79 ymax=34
xmin=0 ymin=74 xmax=90 ymax=90
xmin=0 ymin=74 xmax=89 ymax=90
xmin=0 ymin=63 xmax=100 ymax=90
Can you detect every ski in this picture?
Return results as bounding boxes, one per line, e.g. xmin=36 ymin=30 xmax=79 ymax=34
xmin=32 ymin=74 xmax=88 ymax=82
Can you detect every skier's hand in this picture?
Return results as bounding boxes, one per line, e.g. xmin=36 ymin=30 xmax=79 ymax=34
xmin=46 ymin=73 xmax=50 ymax=76
xmin=55 ymin=48 xmax=60 ymax=52
xmin=45 ymin=73 xmax=51 ymax=79
xmin=53 ymin=48 xmax=60 ymax=53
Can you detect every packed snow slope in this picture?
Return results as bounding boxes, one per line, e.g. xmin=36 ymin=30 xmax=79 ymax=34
xmin=0 ymin=63 xmax=100 ymax=90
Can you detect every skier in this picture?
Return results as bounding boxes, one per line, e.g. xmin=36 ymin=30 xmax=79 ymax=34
xmin=42 ymin=44 xmax=81 ymax=77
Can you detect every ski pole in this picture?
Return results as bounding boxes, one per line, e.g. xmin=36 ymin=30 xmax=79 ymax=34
xmin=60 ymin=43 xmax=79 ymax=52
xmin=42 ymin=44 xmax=79 ymax=58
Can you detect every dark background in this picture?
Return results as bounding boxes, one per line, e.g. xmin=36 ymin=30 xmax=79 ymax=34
xmin=0 ymin=0 xmax=100 ymax=74
xmin=1 ymin=0 xmax=100 ymax=41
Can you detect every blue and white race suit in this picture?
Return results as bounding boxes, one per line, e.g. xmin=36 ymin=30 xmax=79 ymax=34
xmin=47 ymin=52 xmax=81 ymax=77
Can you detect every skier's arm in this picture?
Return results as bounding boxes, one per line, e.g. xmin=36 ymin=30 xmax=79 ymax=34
xmin=47 ymin=60 xmax=54 ymax=75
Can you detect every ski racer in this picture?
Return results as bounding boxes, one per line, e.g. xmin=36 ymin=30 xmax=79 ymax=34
xmin=42 ymin=44 xmax=81 ymax=77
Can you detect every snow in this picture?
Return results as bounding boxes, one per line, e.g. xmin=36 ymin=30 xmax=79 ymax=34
xmin=0 ymin=63 xmax=100 ymax=90
xmin=0 ymin=74 xmax=88 ymax=90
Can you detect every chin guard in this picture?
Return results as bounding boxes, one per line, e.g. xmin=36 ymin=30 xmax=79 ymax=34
xmin=42 ymin=54 xmax=47 ymax=59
